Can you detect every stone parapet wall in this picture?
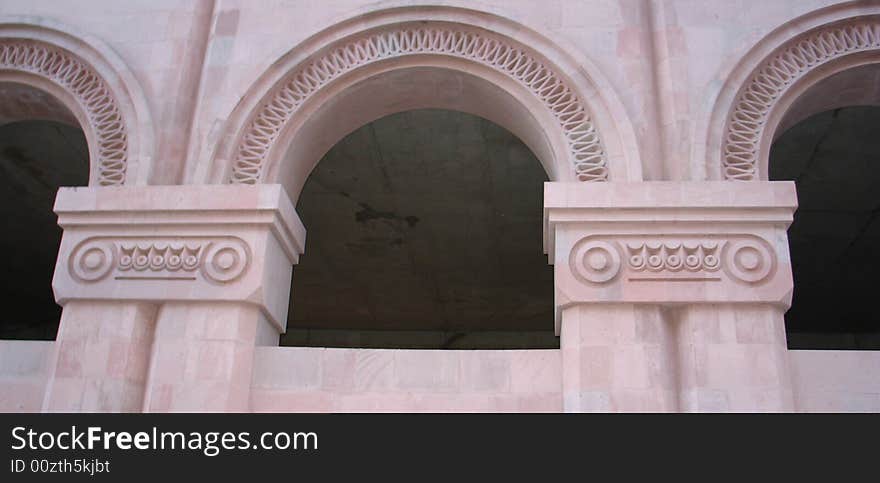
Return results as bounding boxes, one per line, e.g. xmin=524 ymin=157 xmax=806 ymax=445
xmin=0 ymin=340 xmax=52 ymax=411
xmin=8 ymin=340 xmax=880 ymax=413
xmin=251 ymin=347 xmax=562 ymax=412
xmin=790 ymin=350 xmax=880 ymax=412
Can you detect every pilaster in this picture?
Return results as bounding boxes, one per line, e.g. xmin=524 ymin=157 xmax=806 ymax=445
xmin=46 ymin=184 xmax=304 ymax=412
xmin=545 ymin=181 xmax=797 ymax=412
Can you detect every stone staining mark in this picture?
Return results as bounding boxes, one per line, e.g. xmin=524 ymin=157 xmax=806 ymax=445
xmin=1 ymin=146 xmax=54 ymax=191
xmin=348 ymin=203 xmax=420 ymax=255
xmin=354 ymin=202 xmax=420 ymax=228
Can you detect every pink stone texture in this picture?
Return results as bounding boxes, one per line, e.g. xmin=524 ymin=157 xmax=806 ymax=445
xmin=250 ymin=348 xmax=562 ymax=413
xmin=0 ymin=0 xmax=878 ymax=412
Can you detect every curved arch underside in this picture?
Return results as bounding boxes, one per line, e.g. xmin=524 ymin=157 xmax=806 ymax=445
xmin=0 ymin=81 xmax=78 ymax=127
xmin=274 ymin=65 xmax=560 ymax=200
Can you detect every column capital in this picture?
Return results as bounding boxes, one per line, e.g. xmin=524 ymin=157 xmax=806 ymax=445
xmin=51 ymin=184 xmax=305 ymax=331
xmin=544 ymin=181 xmax=798 ymax=332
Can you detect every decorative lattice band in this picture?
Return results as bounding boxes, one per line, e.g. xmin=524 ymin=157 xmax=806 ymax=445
xmin=0 ymin=39 xmax=128 ymax=185
xmin=230 ymin=25 xmax=608 ymax=183
xmin=723 ymin=21 xmax=880 ymax=180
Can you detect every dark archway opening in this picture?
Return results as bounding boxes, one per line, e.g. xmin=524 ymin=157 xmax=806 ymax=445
xmin=282 ymin=109 xmax=556 ymax=349
xmin=0 ymin=119 xmax=88 ymax=340
xmin=770 ymin=105 xmax=880 ymax=350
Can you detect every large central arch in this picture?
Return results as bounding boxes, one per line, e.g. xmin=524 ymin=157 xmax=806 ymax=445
xmin=207 ymin=6 xmax=640 ymax=197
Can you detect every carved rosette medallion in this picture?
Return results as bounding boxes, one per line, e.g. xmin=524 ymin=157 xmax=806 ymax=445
xmin=202 ymin=242 xmax=249 ymax=283
xmin=722 ymin=239 xmax=775 ymax=283
xmin=570 ymin=239 xmax=621 ymax=284
xmin=70 ymin=243 xmax=115 ymax=282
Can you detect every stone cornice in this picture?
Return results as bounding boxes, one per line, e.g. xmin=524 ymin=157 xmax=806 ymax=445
xmin=54 ymin=185 xmax=305 ymax=261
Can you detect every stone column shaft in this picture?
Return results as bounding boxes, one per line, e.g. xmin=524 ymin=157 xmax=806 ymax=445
xmin=675 ymin=304 xmax=794 ymax=411
xmin=561 ymin=304 xmax=678 ymax=412
xmin=142 ymin=302 xmax=278 ymax=412
xmin=42 ymin=301 xmax=156 ymax=412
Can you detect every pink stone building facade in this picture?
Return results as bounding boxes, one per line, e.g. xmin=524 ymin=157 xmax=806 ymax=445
xmin=1 ymin=0 xmax=879 ymax=412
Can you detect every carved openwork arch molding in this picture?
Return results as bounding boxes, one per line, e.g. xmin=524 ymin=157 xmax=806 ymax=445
xmin=714 ymin=8 xmax=880 ymax=181
xmin=0 ymin=19 xmax=154 ymax=185
xmin=213 ymin=7 xmax=640 ymax=187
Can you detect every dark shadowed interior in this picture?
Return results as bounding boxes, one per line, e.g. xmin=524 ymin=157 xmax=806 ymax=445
xmin=770 ymin=106 xmax=880 ymax=350
xmin=283 ymin=109 xmax=556 ymax=349
xmin=0 ymin=120 xmax=89 ymax=340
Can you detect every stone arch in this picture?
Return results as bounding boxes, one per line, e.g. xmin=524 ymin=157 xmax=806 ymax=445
xmin=706 ymin=3 xmax=880 ymax=181
xmin=208 ymin=6 xmax=640 ymax=196
xmin=0 ymin=17 xmax=154 ymax=185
